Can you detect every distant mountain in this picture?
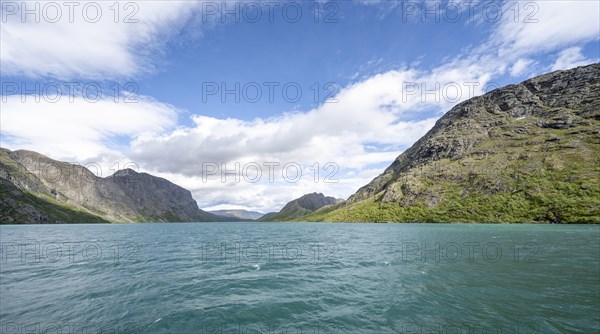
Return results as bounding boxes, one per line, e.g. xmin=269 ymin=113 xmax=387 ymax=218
xmin=260 ymin=192 xmax=344 ymax=221
xmin=0 ymin=148 xmax=223 ymax=223
xmin=258 ymin=212 xmax=278 ymax=220
xmin=209 ymin=209 xmax=264 ymax=220
xmin=305 ymin=63 xmax=600 ymax=223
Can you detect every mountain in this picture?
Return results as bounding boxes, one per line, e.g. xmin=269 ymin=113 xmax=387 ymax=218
xmin=258 ymin=212 xmax=278 ymax=220
xmin=209 ymin=209 xmax=264 ymax=220
xmin=304 ymin=63 xmax=600 ymax=224
xmin=260 ymin=192 xmax=344 ymax=221
xmin=0 ymin=177 xmax=111 ymax=224
xmin=0 ymin=148 xmax=223 ymax=223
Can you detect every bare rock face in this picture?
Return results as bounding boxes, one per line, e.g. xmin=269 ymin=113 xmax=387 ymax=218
xmin=0 ymin=149 xmax=221 ymax=223
xmin=0 ymin=178 xmax=57 ymax=224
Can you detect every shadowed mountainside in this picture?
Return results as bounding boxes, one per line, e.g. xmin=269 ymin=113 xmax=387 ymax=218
xmin=0 ymin=149 xmax=223 ymax=223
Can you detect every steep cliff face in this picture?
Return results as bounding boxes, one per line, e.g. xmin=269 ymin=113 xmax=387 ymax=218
xmin=261 ymin=192 xmax=344 ymax=221
xmin=0 ymin=177 xmax=111 ymax=224
xmin=0 ymin=149 xmax=221 ymax=223
xmin=308 ymin=63 xmax=600 ymax=223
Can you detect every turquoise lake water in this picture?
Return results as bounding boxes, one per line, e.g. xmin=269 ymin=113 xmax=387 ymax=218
xmin=1 ymin=223 xmax=598 ymax=333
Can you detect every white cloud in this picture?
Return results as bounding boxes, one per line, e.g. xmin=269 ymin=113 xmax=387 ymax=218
xmin=155 ymin=164 xmax=384 ymax=212
xmin=130 ymin=60 xmax=493 ymax=174
xmin=1 ymin=95 xmax=178 ymax=160
xmin=0 ymin=1 xmax=205 ymax=79
xmin=550 ymin=46 xmax=592 ymax=71
xmin=509 ymin=58 xmax=533 ymax=77
xmin=493 ymin=0 xmax=599 ymax=58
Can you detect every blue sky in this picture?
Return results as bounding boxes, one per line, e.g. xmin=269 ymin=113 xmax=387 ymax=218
xmin=143 ymin=1 xmax=494 ymax=120
xmin=1 ymin=0 xmax=599 ymax=212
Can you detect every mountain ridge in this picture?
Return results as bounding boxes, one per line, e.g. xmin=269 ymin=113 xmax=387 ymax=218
xmin=0 ymin=148 xmax=223 ymax=223
xmin=260 ymin=192 xmax=344 ymax=221
xmin=209 ymin=209 xmax=264 ymax=220
xmin=304 ymin=63 xmax=600 ymax=223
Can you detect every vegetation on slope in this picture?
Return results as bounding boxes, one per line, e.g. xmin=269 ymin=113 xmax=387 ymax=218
xmin=0 ymin=178 xmax=110 ymax=224
xmin=305 ymin=64 xmax=600 ymax=224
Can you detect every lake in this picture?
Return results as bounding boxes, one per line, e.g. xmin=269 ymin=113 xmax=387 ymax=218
xmin=1 ymin=223 xmax=598 ymax=333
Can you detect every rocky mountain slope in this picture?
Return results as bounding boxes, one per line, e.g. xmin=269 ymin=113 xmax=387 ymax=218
xmin=0 ymin=177 xmax=111 ymax=224
xmin=304 ymin=63 xmax=600 ymax=223
xmin=209 ymin=209 xmax=264 ymax=220
xmin=0 ymin=148 xmax=222 ymax=223
xmin=260 ymin=192 xmax=344 ymax=221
